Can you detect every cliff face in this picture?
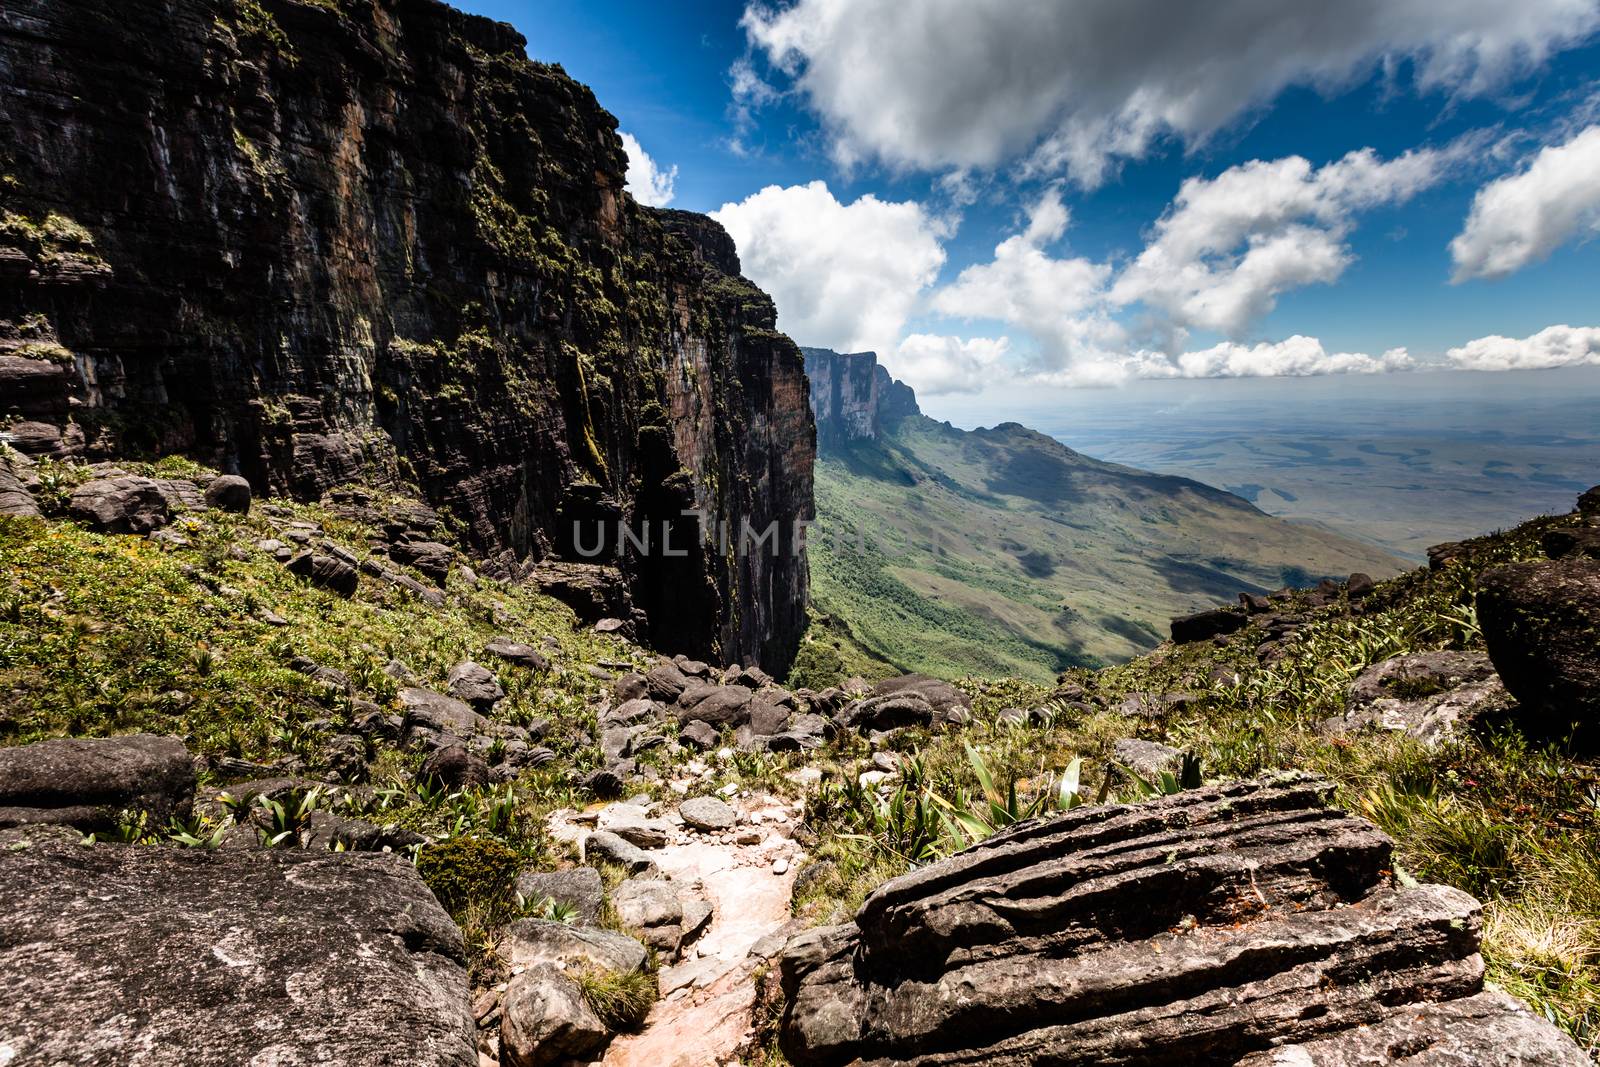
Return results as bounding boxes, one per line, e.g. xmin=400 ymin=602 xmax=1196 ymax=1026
xmin=0 ymin=0 xmax=813 ymax=671
xmin=800 ymin=347 xmax=918 ymax=450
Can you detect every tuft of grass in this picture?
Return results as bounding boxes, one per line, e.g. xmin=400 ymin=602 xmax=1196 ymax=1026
xmin=574 ymin=966 xmax=657 ymax=1031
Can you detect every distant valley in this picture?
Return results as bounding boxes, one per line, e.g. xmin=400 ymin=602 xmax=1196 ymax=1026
xmin=967 ymin=368 xmax=1600 ymax=562
xmin=804 ymin=349 xmax=1404 ymax=682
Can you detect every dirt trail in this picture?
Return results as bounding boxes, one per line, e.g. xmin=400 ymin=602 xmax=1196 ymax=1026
xmin=548 ymin=791 xmax=806 ymax=1066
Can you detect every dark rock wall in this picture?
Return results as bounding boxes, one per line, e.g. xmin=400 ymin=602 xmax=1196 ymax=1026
xmin=0 ymin=0 xmax=813 ymax=671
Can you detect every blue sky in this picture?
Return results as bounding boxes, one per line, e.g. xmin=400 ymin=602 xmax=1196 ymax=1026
xmin=454 ymin=1 xmax=1600 ymax=419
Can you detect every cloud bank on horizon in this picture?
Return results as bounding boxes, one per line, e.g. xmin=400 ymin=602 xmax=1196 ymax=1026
xmin=703 ymin=0 xmax=1600 ymax=394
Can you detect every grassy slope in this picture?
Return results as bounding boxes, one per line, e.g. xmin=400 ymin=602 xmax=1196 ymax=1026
xmin=809 ymin=415 xmax=1405 ymax=683
xmin=793 ymin=506 xmax=1600 ymax=1054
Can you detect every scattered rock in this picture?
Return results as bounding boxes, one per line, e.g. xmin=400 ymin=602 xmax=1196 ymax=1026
xmin=419 ymin=745 xmax=491 ymax=791
xmin=1345 ymin=571 xmax=1377 ymax=598
xmin=389 ymin=539 xmax=454 ymax=585
xmin=445 ymin=660 xmax=505 ymax=711
xmin=302 ymin=810 xmax=425 ymax=852
xmin=1112 ymin=737 xmax=1183 ymax=780
xmin=0 ymin=733 xmax=195 ymax=832
xmin=0 ymin=826 xmax=474 ymax=1066
xmin=1170 ymin=606 xmax=1248 ymax=643
xmin=679 ymin=720 xmax=719 ymax=750
xmin=612 ymin=673 xmax=650 ymax=702
xmin=647 ymin=662 xmax=690 ymax=702
xmin=485 ymin=637 xmax=551 ymax=672
xmin=581 ymin=768 xmax=626 ymax=799
xmin=1478 ymin=558 xmax=1600 ymax=735
xmin=203 ymin=474 xmax=252 ymax=513
xmin=1542 ymin=526 xmax=1600 ymax=561
xmin=400 ymin=688 xmax=491 ymax=743
xmin=677 ymin=684 xmax=754 ymax=728
xmin=679 ymin=796 xmax=737 ymax=832
xmin=1328 ymin=651 xmax=1509 ymax=746
xmin=0 ymin=453 xmax=40 ymax=517
xmin=66 ymin=476 xmax=169 ymax=534
xmin=285 ymin=551 xmax=359 ymax=597
xmin=515 ymin=867 xmax=605 ymax=925
xmin=500 ymin=963 xmax=610 ymax=1067
xmin=611 ymin=878 xmax=684 ymax=954
xmin=501 ymin=918 xmax=649 ymax=976
xmin=776 ymin=773 xmax=1586 ymax=1066
xmin=584 ymin=830 xmax=658 ymax=876
xmin=597 ymin=805 xmax=671 ymax=849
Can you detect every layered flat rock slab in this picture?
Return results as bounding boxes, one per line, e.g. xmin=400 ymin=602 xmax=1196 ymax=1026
xmin=0 ymin=826 xmax=475 ymax=1066
xmin=777 ymin=773 xmax=1588 ymax=1067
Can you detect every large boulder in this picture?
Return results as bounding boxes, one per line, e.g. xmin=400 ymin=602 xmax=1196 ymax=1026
xmin=1328 ymin=650 xmax=1510 ymax=746
xmin=500 ymin=963 xmax=610 ymax=1067
xmin=868 ymin=675 xmax=970 ymax=721
xmin=202 ymin=474 xmax=252 ymax=514
xmin=1478 ymin=558 xmax=1600 ymax=734
xmin=776 ymin=774 xmax=1587 ymax=1067
xmin=1170 ymin=606 xmax=1248 ymax=644
xmin=0 ymin=826 xmax=475 ymax=1066
xmin=485 ymin=636 xmax=552 ymax=672
xmin=400 ymin=688 xmax=492 ymax=743
xmin=676 ymin=683 xmax=754 ymax=728
xmin=285 ymin=551 xmax=360 ymax=597
xmin=389 ymin=538 xmax=454 ymax=584
xmin=0 ymin=733 xmax=195 ymax=832
xmin=445 ymin=660 xmax=505 ymax=710
xmin=67 ymin=475 xmax=169 ymax=534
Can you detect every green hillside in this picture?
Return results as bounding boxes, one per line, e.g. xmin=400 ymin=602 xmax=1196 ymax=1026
xmin=810 ymin=414 xmax=1405 ymax=682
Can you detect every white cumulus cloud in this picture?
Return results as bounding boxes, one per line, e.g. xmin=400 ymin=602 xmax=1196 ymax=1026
xmin=710 ymin=181 xmax=948 ymax=356
xmin=738 ymin=0 xmax=1600 ymax=184
xmin=1447 ymin=324 xmax=1600 ymax=369
xmin=1450 ymin=125 xmax=1600 ymax=281
xmin=1110 ymin=147 xmax=1456 ymax=336
xmin=889 ymin=334 xmax=1011 ymax=395
xmin=1035 ymin=336 xmax=1414 ymax=385
xmin=932 ymin=189 xmax=1121 ymax=368
xmin=619 ymin=132 xmax=678 ymax=207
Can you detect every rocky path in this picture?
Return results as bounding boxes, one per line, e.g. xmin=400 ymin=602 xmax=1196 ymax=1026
xmin=542 ymin=787 xmax=807 ymax=1067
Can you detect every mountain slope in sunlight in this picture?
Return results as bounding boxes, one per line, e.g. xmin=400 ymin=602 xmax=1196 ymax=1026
xmin=805 ymin=349 xmax=1406 ymax=682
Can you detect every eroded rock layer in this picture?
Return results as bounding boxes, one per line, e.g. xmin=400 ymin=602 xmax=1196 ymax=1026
xmin=0 ymin=0 xmax=812 ymax=672
xmin=778 ymin=774 xmax=1589 ymax=1067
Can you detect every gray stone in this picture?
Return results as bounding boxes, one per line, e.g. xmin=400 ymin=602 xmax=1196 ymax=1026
xmin=419 ymin=745 xmax=491 ymax=791
xmin=445 ymin=660 xmax=505 ymax=711
xmin=677 ymin=684 xmax=754 ymax=728
xmin=0 ymin=452 xmax=39 ymax=517
xmin=485 ymin=637 xmax=551 ymax=672
xmin=1234 ymin=991 xmax=1590 ymax=1066
xmin=679 ymin=720 xmax=719 ymax=750
xmin=203 ymin=474 xmax=252 ymax=514
xmin=302 ymin=810 xmax=425 ymax=852
xmin=749 ymin=700 xmax=791 ymax=736
xmin=500 ymin=963 xmax=610 ymax=1067
xmin=679 ymin=795 xmax=737 ymax=832
xmin=0 ymin=826 xmax=474 ymax=1066
xmin=67 ymin=476 xmax=169 ymax=534
xmin=597 ymin=805 xmax=670 ymax=849
xmin=514 ymin=867 xmax=605 ymax=925
xmin=400 ymin=688 xmax=490 ymax=740
xmin=1112 ymin=737 xmax=1183 ymax=780
xmin=1478 ymin=558 xmax=1600 ymax=735
xmin=584 ymin=830 xmax=658 ymax=876
xmin=646 ymin=662 xmax=690 ymax=702
xmin=1170 ymin=606 xmax=1249 ymax=643
xmin=285 ymin=551 xmax=359 ymax=597
xmin=0 ymin=733 xmax=195 ymax=832
xmin=1328 ymin=651 xmax=1509 ymax=746
xmin=611 ymin=878 xmax=684 ymax=954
